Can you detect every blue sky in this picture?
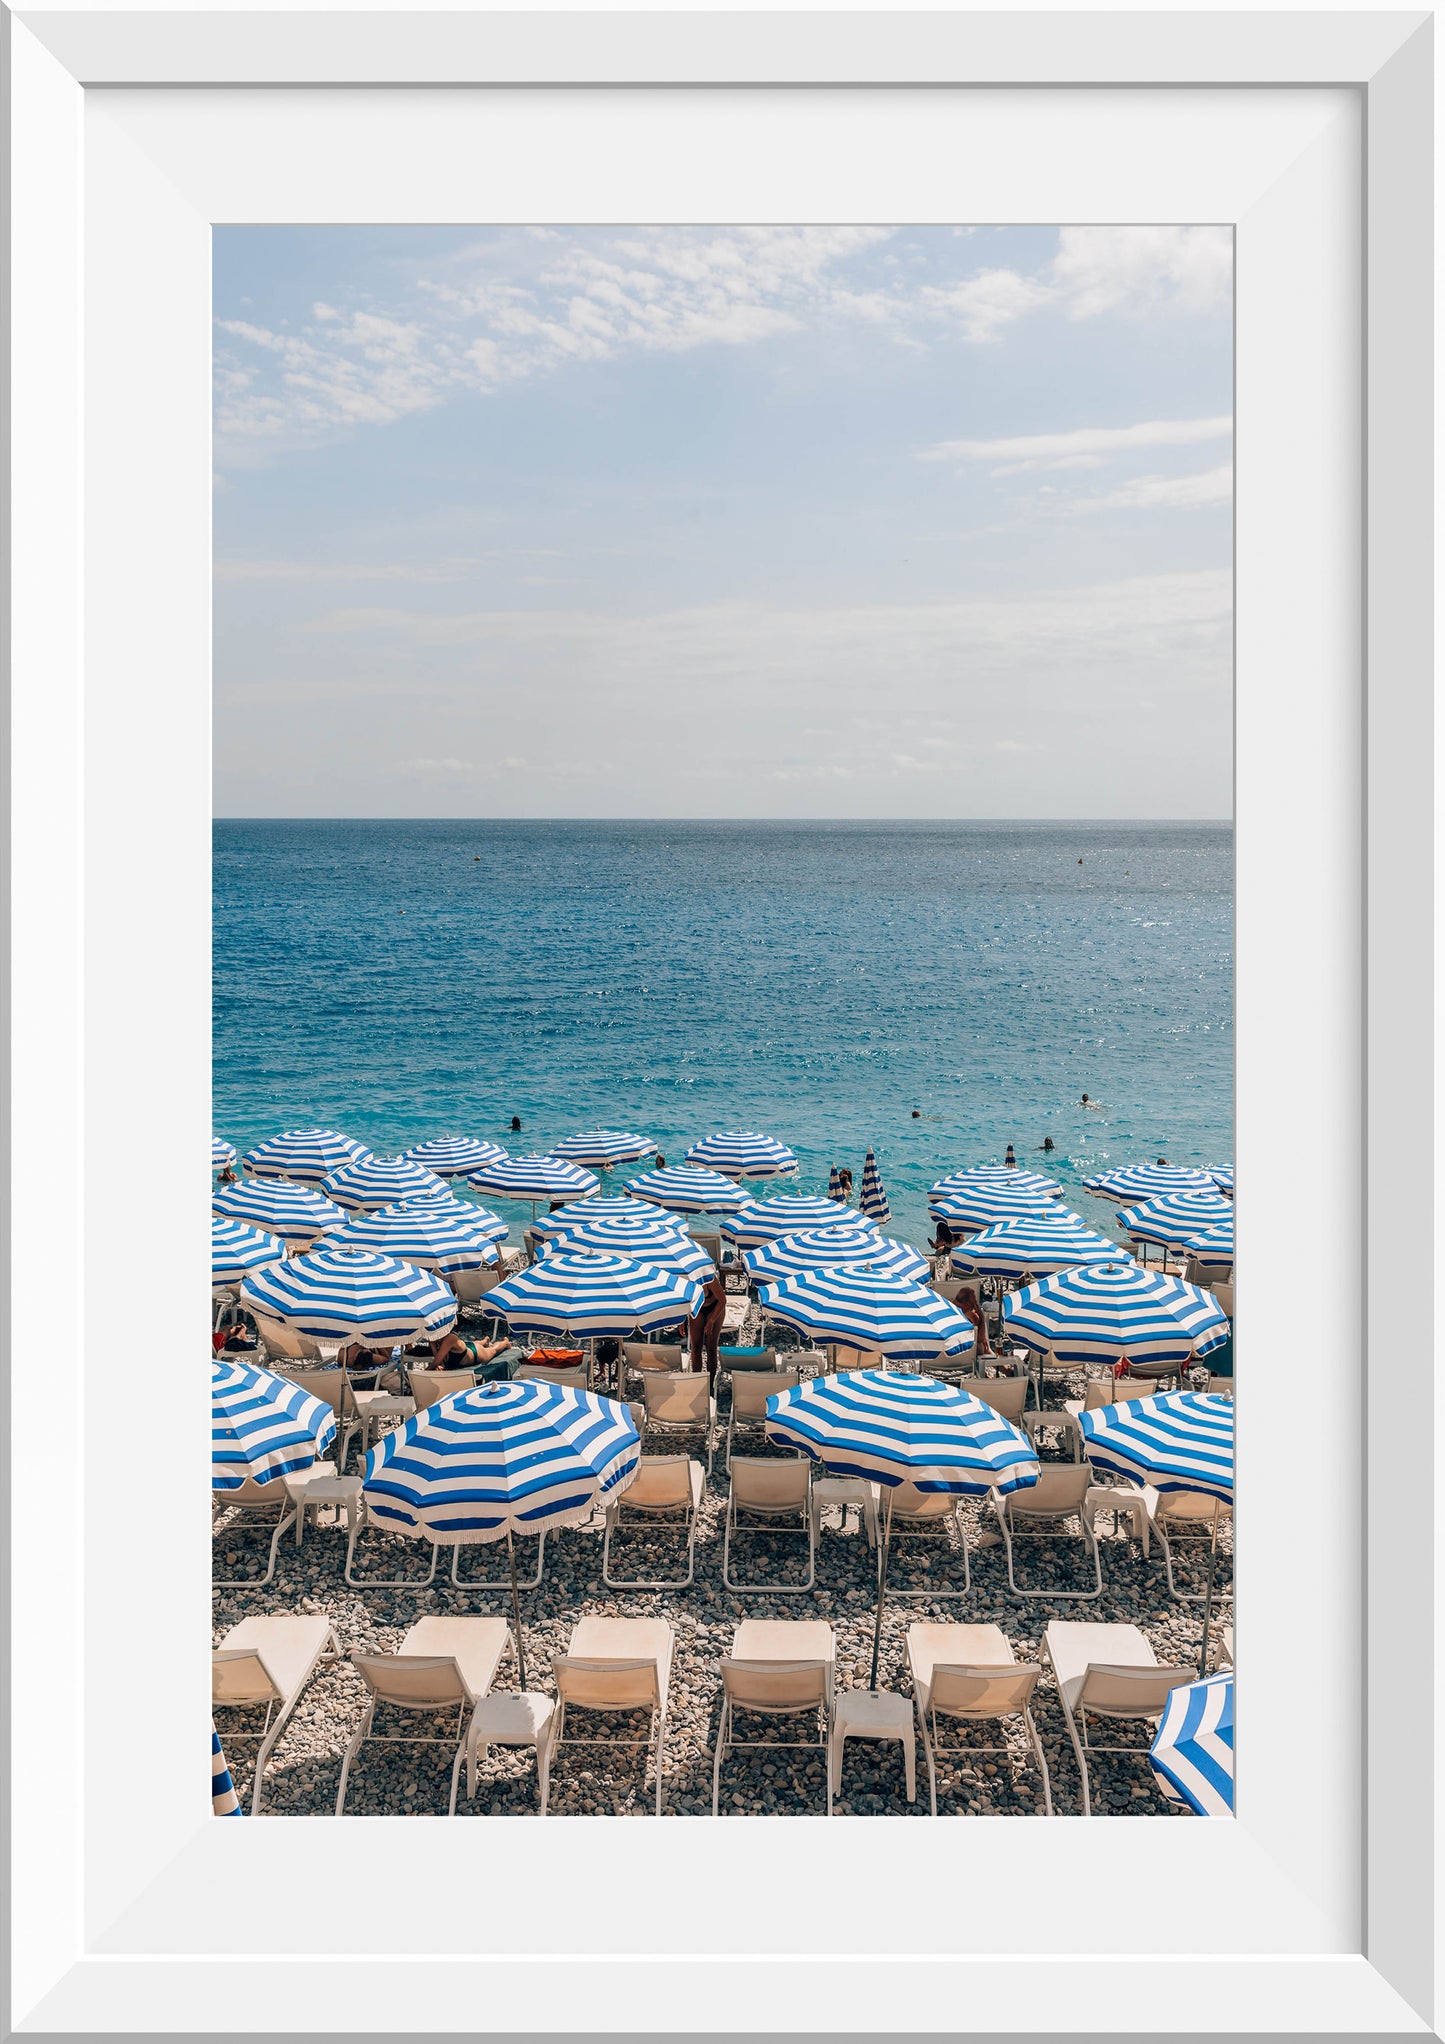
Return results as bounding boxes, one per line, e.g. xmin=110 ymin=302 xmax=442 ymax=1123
xmin=213 ymin=224 xmax=1232 ymax=818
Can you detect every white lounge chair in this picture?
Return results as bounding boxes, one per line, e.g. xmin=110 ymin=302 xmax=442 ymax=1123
xmin=991 ymin=1464 xmax=1103 ymax=1599
xmin=713 ymin=1651 xmax=834 ymax=1815
xmin=722 ymin=1456 xmax=815 ymax=1593
xmin=407 ymin=1366 xmax=476 ymax=1411
xmin=547 ymin=1616 xmax=674 ymax=1816
xmin=211 ymin=1473 xmax=304 ymax=1587
xmin=337 ymin=1615 xmax=513 ymax=1815
xmin=887 ymin=1481 xmax=972 ymax=1598
xmin=642 ymin=1371 xmax=715 ymax=1473
xmin=725 ymin=1368 xmax=798 ymax=1466
xmin=906 ymin=1622 xmax=1052 ymax=1816
xmin=212 ymin=1614 xmax=341 ymax=1813
xmin=1041 ymin=1620 xmax=1199 ymax=1815
xmin=602 ymin=1455 xmax=706 ymax=1588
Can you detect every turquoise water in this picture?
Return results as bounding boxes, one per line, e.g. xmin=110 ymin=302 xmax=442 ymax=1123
xmin=213 ymin=819 xmax=1233 ymax=1245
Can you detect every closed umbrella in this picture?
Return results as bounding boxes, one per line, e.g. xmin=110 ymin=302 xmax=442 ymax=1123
xmin=240 ymin=1246 xmax=457 ymax=1346
xmin=1002 ymin=1261 xmax=1229 ymax=1371
xmin=859 ymin=1148 xmax=891 ymax=1226
xmin=827 ymin=1165 xmax=845 ymax=1203
xmin=757 ymin=1266 xmax=974 ymax=1363
xmin=1150 ymin=1672 xmax=1234 ymax=1814
xmin=1116 ymin=1190 xmax=1233 ymax=1264
xmin=211 ymin=1357 xmax=337 ymax=1489
xmin=722 ymin=1195 xmax=864 ymax=1249
xmin=323 ymin=1155 xmax=448 ymax=1215
xmin=213 ymin=1178 xmax=347 ymax=1247
xmin=551 ymin=1130 xmax=655 ymax=1167
xmin=325 ymin=1199 xmax=500 ymax=1277
xmin=402 ymin=1136 xmax=507 ymax=1178
xmin=211 ymin=1215 xmax=287 ymax=1288
xmin=744 ymin=1227 xmax=929 ymax=1286
xmin=213 ymin=1137 xmax=236 ymax=1174
xmin=541 ymin=1218 xmax=714 ymax=1283
xmin=1083 ymin=1163 xmax=1217 ymax=1202
xmin=243 ymin=1128 xmax=370 ymax=1185
xmin=1079 ymin=1389 xmax=1233 ymax=1674
xmin=683 ymin=1130 xmax=798 ymax=1181
xmin=625 ymin=1165 xmax=749 ymax=1216
xmin=467 ymin=1154 xmax=601 ymax=1216
xmin=766 ymin=1370 xmax=1038 ymax=1686
xmin=365 ymin=1378 xmax=639 ymax=1691
xmin=484 ymin=1250 xmax=704 ymax=1340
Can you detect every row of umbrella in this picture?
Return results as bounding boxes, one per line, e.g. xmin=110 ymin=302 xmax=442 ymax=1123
xmin=215 ymin=1126 xmax=805 ymax=1185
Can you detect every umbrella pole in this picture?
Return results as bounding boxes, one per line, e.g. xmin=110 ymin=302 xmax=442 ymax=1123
xmin=869 ymin=1489 xmax=895 ymax=1692
xmin=1198 ymin=1499 xmax=1220 ymax=1678
xmin=507 ymin=1530 xmax=528 ymax=1691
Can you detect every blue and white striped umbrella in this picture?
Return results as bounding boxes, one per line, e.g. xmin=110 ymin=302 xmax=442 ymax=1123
xmin=485 ymin=1250 xmax=704 ymax=1338
xmin=1002 ymin=1261 xmax=1230 ymax=1367
xmin=394 ymin=1186 xmax=509 ymax=1242
xmin=242 ymin=1127 xmax=370 ymax=1185
xmin=625 ymin=1165 xmax=749 ymax=1215
xmin=402 ymin=1136 xmax=508 ymax=1178
xmin=211 ymin=1215 xmax=287 ymax=1288
xmin=550 ymin=1129 xmax=655 ymax=1167
xmin=213 ymin=1137 xmax=236 ymax=1174
xmin=213 ymin=1178 xmax=347 ymax=1246
xmin=859 ymin=1148 xmax=891 ymax=1225
xmin=758 ymin=1267 xmax=975 ymax=1362
xmin=766 ymin=1370 xmax=1038 ymax=1494
xmin=827 ymin=1165 xmax=845 ymax=1203
xmin=535 ymin=1196 xmax=688 ymax=1239
xmin=1079 ymin=1389 xmax=1234 ymax=1504
xmin=1210 ymin=1164 xmax=1234 ymax=1195
xmin=929 ymin=1183 xmax=1060 ymax=1230
xmin=212 ymin=1725 xmax=242 ymax=1816
xmin=323 ymin=1154 xmax=448 ymax=1215
xmin=932 ymin=1165 xmax=1064 ymax=1203
xmin=467 ymin=1154 xmax=601 ymax=1203
xmin=722 ymin=1195 xmax=865 ymax=1248
xmin=1083 ymin=1163 xmax=1218 ymax=1202
xmin=1188 ymin=1218 xmax=1235 ymax=1271
xmin=745 ymin=1227 xmax=929 ymax=1286
xmin=1150 ymin=1672 xmax=1234 ymax=1815
xmin=683 ymin=1130 xmax=798 ymax=1181
xmin=1117 ymin=1190 xmax=1234 ymax=1251
xmin=541 ymin=1218 xmax=713 ymax=1282
xmin=240 ymin=1246 xmax=457 ymax=1345
xmin=363 ymin=1377 xmax=639 ymax=1542
xmin=949 ymin=1212 xmax=1121 ymax=1280
xmin=211 ymin=1357 xmax=337 ymax=1489
xmin=325 ymin=1199 xmax=500 ymax=1276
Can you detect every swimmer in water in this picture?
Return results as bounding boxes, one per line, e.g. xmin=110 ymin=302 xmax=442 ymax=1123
xmin=510 ymin=1115 xmax=522 ymax=1132
xmin=1081 ymin=1094 xmax=1103 ymax=1112
xmin=1037 ymin=1136 xmax=1056 ymax=1153
xmin=911 ymin=1108 xmax=921 ymax=1119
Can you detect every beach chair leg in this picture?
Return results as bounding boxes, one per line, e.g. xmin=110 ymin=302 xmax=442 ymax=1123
xmin=335 ymin=1706 xmax=373 ymax=1817
xmin=711 ymin=1700 xmax=730 ymax=1816
xmin=448 ymin=1741 xmax=466 ymax=1817
xmin=1026 ymin=1708 xmax=1054 ymax=1816
xmin=919 ymin=1701 xmax=939 ymax=1817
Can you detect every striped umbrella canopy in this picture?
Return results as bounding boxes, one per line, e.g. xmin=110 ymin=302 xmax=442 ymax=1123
xmin=827 ymin=1165 xmax=845 ymax=1203
xmin=745 ymin=1227 xmax=929 ymax=1286
xmin=722 ymin=1195 xmax=865 ymax=1248
xmin=240 ymin=1245 xmax=457 ymax=1345
xmin=766 ymin=1369 xmax=1038 ymax=1690
xmin=1083 ymin=1163 xmax=1218 ymax=1202
xmin=929 ymin=1183 xmax=1061 ymax=1230
xmin=1117 ymin=1189 xmax=1234 ymax=1251
xmin=541 ymin=1219 xmax=714 ymax=1283
xmin=213 ymin=1137 xmax=236 ymax=1173
xmin=550 ymin=1129 xmax=655 ymax=1167
xmin=485 ymin=1250 xmax=704 ymax=1338
xmin=467 ymin=1154 xmax=601 ymax=1204
xmin=323 ymin=1154 xmax=448 ymax=1215
xmin=211 ymin=1214 xmax=287 ymax=1288
xmin=211 ymin=1357 xmax=336 ymax=1489
xmin=1150 ymin=1672 xmax=1234 ymax=1815
xmin=859 ymin=1148 xmax=891 ymax=1225
xmin=683 ymin=1130 xmax=798 ymax=1181
xmin=1078 ymin=1389 xmax=1234 ymax=1504
xmin=932 ymin=1165 xmax=1064 ymax=1203
xmin=625 ymin=1165 xmax=749 ymax=1215
xmin=242 ymin=1127 xmax=370 ymax=1185
xmin=758 ymin=1267 xmax=975 ymax=1362
xmin=394 ymin=1185 xmax=509 ymax=1240
xmin=949 ymin=1212 xmax=1122 ymax=1281
xmin=212 ymin=1726 xmax=242 ymax=1816
xmin=1210 ymin=1164 xmax=1234 ymax=1195
xmin=535 ymin=1196 xmax=688 ymax=1239
xmin=325 ymin=1199 xmax=500 ymax=1276
xmin=1187 ymin=1218 xmax=1235 ymax=1271
xmin=1003 ymin=1262 xmax=1229 ymax=1368
xmin=213 ymin=1178 xmax=347 ymax=1246
xmin=402 ymin=1136 xmax=507 ymax=1178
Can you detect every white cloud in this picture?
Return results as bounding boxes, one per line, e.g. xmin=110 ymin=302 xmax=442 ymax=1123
xmin=926 ymin=225 xmax=1232 ymax=345
xmin=1070 ymin=464 xmax=1234 ymax=512
xmin=919 ymin=268 xmax=1051 ymax=343
xmin=921 ymin=415 xmax=1233 ymax=470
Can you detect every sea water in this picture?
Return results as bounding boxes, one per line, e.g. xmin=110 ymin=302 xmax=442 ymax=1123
xmin=213 ymin=818 xmax=1232 ymax=1246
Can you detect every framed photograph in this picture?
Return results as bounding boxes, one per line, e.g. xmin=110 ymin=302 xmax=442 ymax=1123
xmin=7 ymin=9 xmax=1433 ymax=2037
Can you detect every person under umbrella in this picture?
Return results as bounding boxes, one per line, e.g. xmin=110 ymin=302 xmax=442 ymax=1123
xmin=827 ymin=1165 xmax=844 ymax=1203
xmin=687 ymin=1266 xmax=728 ymax=1385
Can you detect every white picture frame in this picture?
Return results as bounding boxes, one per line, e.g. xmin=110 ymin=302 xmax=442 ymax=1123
xmin=5 ymin=8 xmax=1434 ymax=2036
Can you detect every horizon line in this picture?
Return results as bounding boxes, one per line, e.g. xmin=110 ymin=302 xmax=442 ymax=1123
xmin=212 ymin=814 xmax=1236 ymax=826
